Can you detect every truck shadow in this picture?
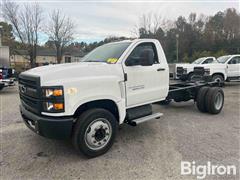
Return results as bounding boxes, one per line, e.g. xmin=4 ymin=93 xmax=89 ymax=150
xmin=22 ymin=122 xmax=161 ymax=161
xmin=224 ymin=82 xmax=240 ymax=87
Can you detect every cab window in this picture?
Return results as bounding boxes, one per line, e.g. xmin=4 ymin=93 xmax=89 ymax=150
xmin=202 ymin=58 xmax=214 ymax=64
xmin=125 ymin=43 xmax=158 ymax=66
xmin=228 ymin=56 xmax=240 ymax=64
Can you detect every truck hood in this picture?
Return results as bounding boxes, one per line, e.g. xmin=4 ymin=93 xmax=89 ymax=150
xmin=195 ymin=63 xmax=226 ymax=68
xmin=175 ymin=63 xmax=192 ymax=68
xmin=22 ymin=62 xmax=124 ymax=85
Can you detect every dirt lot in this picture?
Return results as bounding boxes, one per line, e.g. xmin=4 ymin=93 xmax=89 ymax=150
xmin=0 ymin=83 xmax=240 ymax=180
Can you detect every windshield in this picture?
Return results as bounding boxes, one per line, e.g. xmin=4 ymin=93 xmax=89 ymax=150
xmin=191 ymin=57 xmax=205 ymax=64
xmin=82 ymin=42 xmax=131 ymax=63
xmin=217 ymin=55 xmax=231 ymax=64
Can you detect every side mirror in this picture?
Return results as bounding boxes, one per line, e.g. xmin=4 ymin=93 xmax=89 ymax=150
xmin=125 ymin=57 xmax=141 ymax=66
xmin=125 ymin=49 xmax=155 ymax=66
xmin=139 ymin=49 xmax=154 ymax=66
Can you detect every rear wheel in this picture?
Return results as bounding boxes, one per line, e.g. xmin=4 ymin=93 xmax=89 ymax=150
xmin=72 ymin=108 xmax=118 ymax=157
xmin=205 ymin=87 xmax=224 ymax=114
xmin=196 ymin=86 xmax=210 ymax=112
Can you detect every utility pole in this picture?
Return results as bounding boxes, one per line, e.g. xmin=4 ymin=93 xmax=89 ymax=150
xmin=176 ymin=34 xmax=179 ymax=63
xmin=0 ymin=25 xmax=2 ymax=46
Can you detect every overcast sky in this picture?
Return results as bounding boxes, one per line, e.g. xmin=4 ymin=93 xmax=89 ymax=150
xmin=2 ymin=0 xmax=240 ymax=43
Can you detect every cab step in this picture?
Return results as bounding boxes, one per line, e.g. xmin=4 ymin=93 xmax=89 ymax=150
xmin=126 ymin=112 xmax=163 ymax=126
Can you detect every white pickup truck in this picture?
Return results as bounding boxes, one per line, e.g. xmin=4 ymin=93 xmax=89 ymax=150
xmin=175 ymin=57 xmax=217 ymax=80
xmin=196 ymin=55 xmax=240 ymax=82
xmin=19 ymin=39 xmax=224 ymax=157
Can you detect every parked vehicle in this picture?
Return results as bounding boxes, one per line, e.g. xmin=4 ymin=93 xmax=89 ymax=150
xmin=0 ymin=67 xmax=15 ymax=91
xmin=175 ymin=57 xmax=217 ymax=80
xmin=191 ymin=54 xmax=240 ymax=83
xmin=19 ymin=39 xmax=224 ymax=157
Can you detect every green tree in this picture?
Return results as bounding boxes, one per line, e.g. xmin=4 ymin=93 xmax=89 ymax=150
xmin=0 ymin=21 xmax=15 ymax=47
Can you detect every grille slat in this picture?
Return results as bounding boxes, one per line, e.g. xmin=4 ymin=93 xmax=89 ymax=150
xmin=177 ymin=67 xmax=184 ymax=75
xmin=19 ymin=74 xmax=41 ymax=114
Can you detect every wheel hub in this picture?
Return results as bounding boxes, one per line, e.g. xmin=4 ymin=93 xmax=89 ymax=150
xmin=214 ymin=92 xmax=223 ymax=110
xmin=95 ymin=128 xmax=106 ymax=141
xmin=84 ymin=118 xmax=112 ymax=150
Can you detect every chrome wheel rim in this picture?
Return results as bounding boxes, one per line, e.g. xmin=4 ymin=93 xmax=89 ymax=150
xmin=84 ymin=118 xmax=112 ymax=150
xmin=214 ymin=92 xmax=223 ymax=110
xmin=214 ymin=77 xmax=222 ymax=82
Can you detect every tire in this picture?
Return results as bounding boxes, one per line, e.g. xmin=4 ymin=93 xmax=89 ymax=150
xmin=212 ymin=74 xmax=224 ymax=83
xmin=72 ymin=108 xmax=118 ymax=158
xmin=205 ymin=87 xmax=224 ymax=114
xmin=196 ymin=86 xmax=210 ymax=112
xmin=187 ymin=73 xmax=194 ymax=81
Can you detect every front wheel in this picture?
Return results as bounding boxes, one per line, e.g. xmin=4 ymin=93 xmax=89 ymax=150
xmin=212 ymin=74 xmax=224 ymax=83
xmin=187 ymin=73 xmax=194 ymax=81
xmin=72 ymin=108 xmax=118 ymax=158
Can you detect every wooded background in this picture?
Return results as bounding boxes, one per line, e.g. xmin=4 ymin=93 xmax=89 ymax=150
xmin=1 ymin=1 xmax=239 ymax=66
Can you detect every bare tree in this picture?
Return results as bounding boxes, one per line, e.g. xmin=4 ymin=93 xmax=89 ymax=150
xmin=2 ymin=0 xmax=42 ymax=68
xmin=132 ymin=13 xmax=171 ymax=38
xmin=47 ymin=10 xmax=75 ymax=64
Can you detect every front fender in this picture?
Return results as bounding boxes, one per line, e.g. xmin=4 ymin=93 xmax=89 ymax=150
xmin=42 ymin=76 xmax=127 ymax=123
xmin=71 ymin=96 xmax=126 ymax=124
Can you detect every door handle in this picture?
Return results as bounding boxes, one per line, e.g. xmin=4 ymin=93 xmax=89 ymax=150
xmin=157 ymin=68 xmax=165 ymax=71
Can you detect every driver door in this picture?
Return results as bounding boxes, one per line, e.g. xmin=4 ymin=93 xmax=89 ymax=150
xmin=123 ymin=42 xmax=168 ymax=108
xmin=227 ymin=56 xmax=240 ymax=77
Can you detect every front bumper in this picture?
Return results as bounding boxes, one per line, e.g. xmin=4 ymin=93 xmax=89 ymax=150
xmin=176 ymin=73 xmax=188 ymax=81
xmin=20 ymin=105 xmax=75 ymax=139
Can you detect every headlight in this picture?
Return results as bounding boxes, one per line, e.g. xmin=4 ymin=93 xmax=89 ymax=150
xmin=41 ymin=86 xmax=64 ymax=113
xmin=204 ymin=68 xmax=210 ymax=75
xmin=43 ymin=87 xmax=63 ymax=98
xmin=43 ymin=102 xmax=64 ymax=112
xmin=183 ymin=68 xmax=187 ymax=74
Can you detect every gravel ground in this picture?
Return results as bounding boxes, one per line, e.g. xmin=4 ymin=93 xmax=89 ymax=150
xmin=0 ymin=82 xmax=239 ymax=180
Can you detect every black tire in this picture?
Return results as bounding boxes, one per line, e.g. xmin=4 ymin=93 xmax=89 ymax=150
xmin=205 ymin=87 xmax=224 ymax=114
xmin=212 ymin=74 xmax=224 ymax=83
xmin=72 ymin=108 xmax=118 ymax=158
xmin=196 ymin=86 xmax=210 ymax=112
xmin=187 ymin=73 xmax=194 ymax=81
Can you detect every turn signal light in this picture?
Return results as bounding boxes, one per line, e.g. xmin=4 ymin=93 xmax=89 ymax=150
xmin=53 ymin=89 xmax=63 ymax=96
xmin=53 ymin=103 xmax=64 ymax=110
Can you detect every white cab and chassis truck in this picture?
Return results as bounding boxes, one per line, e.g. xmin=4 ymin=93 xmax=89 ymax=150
xmin=196 ymin=55 xmax=240 ymax=82
xmin=176 ymin=55 xmax=240 ymax=82
xmin=175 ymin=57 xmax=217 ymax=80
xmin=19 ymin=39 xmax=224 ymax=157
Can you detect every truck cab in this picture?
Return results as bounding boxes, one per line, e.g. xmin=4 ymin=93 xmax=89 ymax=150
xmin=19 ymin=39 xmax=169 ymax=156
xmin=175 ymin=56 xmax=217 ymax=81
xmin=217 ymin=55 xmax=240 ymax=81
